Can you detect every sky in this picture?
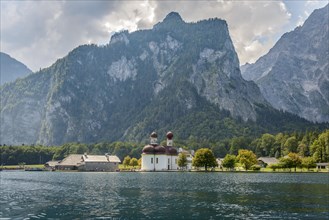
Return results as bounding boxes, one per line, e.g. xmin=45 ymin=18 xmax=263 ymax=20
xmin=1 ymin=0 xmax=328 ymax=71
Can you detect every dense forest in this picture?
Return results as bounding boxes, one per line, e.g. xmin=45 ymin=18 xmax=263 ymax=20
xmin=1 ymin=130 xmax=328 ymax=165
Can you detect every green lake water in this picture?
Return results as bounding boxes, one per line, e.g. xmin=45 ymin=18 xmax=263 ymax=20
xmin=0 ymin=171 xmax=328 ymax=219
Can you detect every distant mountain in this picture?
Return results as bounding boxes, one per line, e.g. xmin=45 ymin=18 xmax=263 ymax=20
xmin=0 ymin=52 xmax=32 ymax=85
xmin=241 ymin=4 xmax=329 ymax=122
xmin=0 ymin=12 xmax=322 ymax=146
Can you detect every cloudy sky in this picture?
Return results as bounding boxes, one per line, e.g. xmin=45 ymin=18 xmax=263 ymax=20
xmin=1 ymin=0 xmax=328 ymax=71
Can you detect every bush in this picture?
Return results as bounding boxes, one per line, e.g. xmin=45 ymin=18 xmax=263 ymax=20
xmin=251 ymin=165 xmax=261 ymax=171
xmin=268 ymin=163 xmax=280 ymax=171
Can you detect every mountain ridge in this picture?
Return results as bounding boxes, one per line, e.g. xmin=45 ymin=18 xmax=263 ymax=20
xmin=1 ymin=12 xmax=326 ymax=146
xmin=241 ymin=4 xmax=329 ymax=123
xmin=0 ymin=52 xmax=32 ymax=85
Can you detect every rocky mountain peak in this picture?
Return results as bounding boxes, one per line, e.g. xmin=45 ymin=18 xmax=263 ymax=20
xmin=241 ymin=4 xmax=329 ymax=123
xmin=163 ymin=12 xmax=184 ymax=23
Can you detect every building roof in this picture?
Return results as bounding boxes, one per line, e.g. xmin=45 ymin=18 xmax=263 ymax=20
xmin=316 ymin=162 xmax=329 ymax=166
xmin=45 ymin=161 xmax=60 ymax=167
xmin=178 ymin=148 xmax=195 ymax=156
xmin=82 ymin=155 xmax=121 ymax=163
xmin=58 ymin=154 xmax=83 ymax=166
xmin=258 ymin=157 xmax=279 ymax=164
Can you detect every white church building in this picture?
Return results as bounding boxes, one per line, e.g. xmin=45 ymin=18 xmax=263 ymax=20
xmin=141 ymin=131 xmax=178 ymax=171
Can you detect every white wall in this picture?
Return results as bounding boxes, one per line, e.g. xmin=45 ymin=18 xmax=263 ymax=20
xmin=141 ymin=154 xmax=154 ymax=171
xmin=141 ymin=154 xmax=178 ymax=171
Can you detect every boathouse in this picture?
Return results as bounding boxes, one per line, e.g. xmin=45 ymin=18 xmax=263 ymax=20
xmin=55 ymin=154 xmax=120 ymax=171
xmin=257 ymin=157 xmax=279 ymax=168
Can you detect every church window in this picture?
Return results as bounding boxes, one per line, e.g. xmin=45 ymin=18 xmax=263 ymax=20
xmin=151 ymin=158 xmax=153 ymax=164
xmin=156 ymin=158 xmax=158 ymax=164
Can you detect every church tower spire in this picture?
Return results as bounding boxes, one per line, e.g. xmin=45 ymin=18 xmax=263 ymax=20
xmin=150 ymin=132 xmax=158 ymax=145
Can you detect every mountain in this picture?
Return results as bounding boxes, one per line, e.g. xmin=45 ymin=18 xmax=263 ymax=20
xmin=241 ymin=5 xmax=329 ymax=123
xmin=0 ymin=52 xmax=32 ymax=85
xmin=0 ymin=12 xmax=322 ymax=146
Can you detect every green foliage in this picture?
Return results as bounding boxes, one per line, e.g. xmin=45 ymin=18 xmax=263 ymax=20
xmin=178 ymin=153 xmax=188 ymax=169
xmin=301 ymin=157 xmax=316 ymax=170
xmin=129 ymin=158 xmax=138 ymax=167
xmin=229 ymin=136 xmax=251 ymax=155
xmin=268 ymin=163 xmax=280 ymax=171
xmin=260 ymin=133 xmax=276 ymax=156
xmin=222 ymin=154 xmax=236 ymax=170
xmin=283 ymin=137 xmax=298 ymax=155
xmin=251 ymin=164 xmax=261 ymax=171
xmin=123 ymin=156 xmax=131 ymax=168
xmin=236 ymin=149 xmax=257 ymax=171
xmin=0 ymin=145 xmax=58 ymax=165
xmin=278 ymin=153 xmax=302 ymax=171
xmin=1 ymin=130 xmax=328 ymax=166
xmin=192 ymin=148 xmax=217 ymax=171
xmin=310 ymin=130 xmax=329 ymax=162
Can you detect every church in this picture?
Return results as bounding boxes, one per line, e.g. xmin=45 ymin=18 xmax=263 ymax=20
xmin=141 ymin=131 xmax=178 ymax=171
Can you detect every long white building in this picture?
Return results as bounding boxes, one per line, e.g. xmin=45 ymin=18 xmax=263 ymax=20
xmin=141 ymin=131 xmax=178 ymax=171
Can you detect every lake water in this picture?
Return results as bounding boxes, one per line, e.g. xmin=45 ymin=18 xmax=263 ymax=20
xmin=0 ymin=171 xmax=328 ymax=219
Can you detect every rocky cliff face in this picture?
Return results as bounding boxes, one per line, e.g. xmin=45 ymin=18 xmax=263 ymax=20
xmin=241 ymin=5 xmax=329 ymax=123
xmin=0 ymin=52 xmax=32 ymax=85
xmin=1 ymin=12 xmax=315 ymax=146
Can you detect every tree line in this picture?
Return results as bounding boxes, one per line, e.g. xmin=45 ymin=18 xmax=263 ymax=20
xmin=1 ymin=130 xmax=328 ymax=165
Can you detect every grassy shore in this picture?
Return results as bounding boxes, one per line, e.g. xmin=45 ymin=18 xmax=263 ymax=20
xmin=1 ymin=164 xmax=45 ymax=170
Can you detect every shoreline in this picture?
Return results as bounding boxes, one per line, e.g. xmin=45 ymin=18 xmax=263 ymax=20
xmin=1 ymin=167 xmax=328 ymax=173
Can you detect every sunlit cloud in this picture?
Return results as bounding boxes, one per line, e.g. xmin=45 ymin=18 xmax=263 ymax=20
xmin=0 ymin=1 xmax=327 ymax=70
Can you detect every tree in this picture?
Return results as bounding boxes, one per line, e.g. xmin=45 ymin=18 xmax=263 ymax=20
xmin=268 ymin=163 xmax=280 ymax=171
xmin=211 ymin=143 xmax=227 ymax=158
xmin=129 ymin=158 xmax=138 ymax=168
xmin=178 ymin=153 xmax=188 ymax=169
xmin=301 ymin=157 xmax=316 ymax=171
xmin=260 ymin=133 xmax=275 ymax=156
xmin=283 ymin=137 xmax=298 ymax=155
xmin=279 ymin=157 xmax=294 ymax=171
xmin=274 ymin=150 xmax=280 ymax=159
xmin=311 ymin=130 xmax=329 ymax=162
xmin=192 ymin=148 xmax=217 ymax=171
xmin=297 ymin=143 xmax=308 ymax=157
xmin=287 ymin=152 xmax=302 ymax=172
xmin=229 ymin=137 xmax=250 ymax=155
xmin=222 ymin=154 xmax=236 ymax=170
xmin=123 ymin=156 xmax=131 ymax=168
xmin=279 ymin=153 xmax=301 ymax=172
xmin=236 ymin=149 xmax=257 ymax=171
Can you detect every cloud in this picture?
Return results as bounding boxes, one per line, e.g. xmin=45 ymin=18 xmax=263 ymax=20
xmin=0 ymin=0 xmax=323 ymax=71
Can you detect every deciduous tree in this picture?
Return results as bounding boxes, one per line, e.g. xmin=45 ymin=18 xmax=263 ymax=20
xmin=123 ymin=156 xmax=131 ymax=168
xmin=178 ymin=153 xmax=188 ymax=169
xmin=301 ymin=157 xmax=316 ymax=171
xmin=192 ymin=148 xmax=217 ymax=171
xmin=222 ymin=154 xmax=236 ymax=170
xmin=129 ymin=158 xmax=138 ymax=168
xmin=236 ymin=149 xmax=257 ymax=171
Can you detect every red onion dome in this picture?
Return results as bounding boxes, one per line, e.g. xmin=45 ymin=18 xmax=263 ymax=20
xmin=142 ymin=145 xmax=154 ymax=154
xmin=166 ymin=131 xmax=173 ymax=140
xmin=165 ymin=146 xmax=178 ymax=155
xmin=154 ymin=145 xmax=166 ymax=154
xmin=142 ymin=144 xmax=166 ymax=154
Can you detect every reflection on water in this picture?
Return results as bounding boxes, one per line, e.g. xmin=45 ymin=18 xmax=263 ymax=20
xmin=1 ymin=172 xmax=328 ymax=219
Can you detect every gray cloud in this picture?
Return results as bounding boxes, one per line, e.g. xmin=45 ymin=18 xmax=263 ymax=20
xmin=0 ymin=1 xmax=326 ymax=71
